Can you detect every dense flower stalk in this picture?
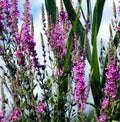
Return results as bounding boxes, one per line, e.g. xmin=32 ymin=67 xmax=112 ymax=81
xmin=73 ymin=57 xmax=86 ymax=112
xmin=10 ymin=108 xmax=19 ymax=121
xmin=10 ymin=0 xmax=19 ymax=44
xmin=21 ymin=0 xmax=42 ymax=72
xmin=21 ymin=0 xmax=32 ymax=51
xmin=0 ymin=113 xmax=3 ymax=121
xmin=36 ymin=102 xmax=46 ymax=114
xmin=104 ymin=61 xmax=119 ymax=98
xmin=99 ymin=60 xmax=120 ymax=122
xmin=16 ymin=49 xmax=25 ymax=65
xmin=0 ymin=1 xmax=3 ymax=31
xmin=118 ymin=0 xmax=120 ymax=16
xmin=48 ymin=10 xmax=71 ymax=60
xmin=3 ymin=0 xmax=11 ymax=28
xmin=0 ymin=0 xmax=11 ymax=31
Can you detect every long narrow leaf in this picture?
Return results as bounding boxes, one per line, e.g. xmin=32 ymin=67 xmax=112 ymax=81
xmin=92 ymin=0 xmax=106 ymax=44
xmin=91 ymin=0 xmax=106 ymax=115
xmin=45 ymin=0 xmax=56 ymax=24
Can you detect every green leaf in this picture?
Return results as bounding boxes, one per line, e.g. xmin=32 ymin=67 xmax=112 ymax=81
xmin=45 ymin=0 xmax=56 ymax=24
xmin=92 ymin=0 xmax=106 ymax=44
xmin=91 ymin=0 xmax=106 ymax=115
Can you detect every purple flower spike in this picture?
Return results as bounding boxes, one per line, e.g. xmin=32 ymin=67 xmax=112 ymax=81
xmin=73 ymin=57 xmax=86 ymax=112
xmin=98 ymin=113 xmax=107 ymax=122
xmin=101 ymin=98 xmax=109 ymax=109
xmin=104 ymin=61 xmax=120 ymax=98
xmin=36 ymin=102 xmax=46 ymax=114
xmin=11 ymin=108 xmax=19 ymax=121
xmin=99 ymin=60 xmax=120 ymax=121
xmin=16 ymin=49 xmax=25 ymax=66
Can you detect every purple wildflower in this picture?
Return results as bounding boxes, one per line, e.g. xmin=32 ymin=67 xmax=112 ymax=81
xmin=60 ymin=10 xmax=68 ymax=23
xmin=36 ymin=102 xmax=46 ymax=114
xmin=116 ymin=26 xmax=120 ymax=32
xmin=0 ymin=0 xmax=10 ymax=30
xmin=48 ymin=11 xmax=71 ymax=60
xmin=104 ymin=61 xmax=120 ymax=98
xmin=2 ymin=0 xmax=10 ymax=9
xmin=118 ymin=1 xmax=120 ymax=16
xmin=0 ymin=112 xmax=4 ymax=119
xmin=9 ymin=0 xmax=20 ymax=44
xmin=49 ymin=23 xmax=67 ymax=58
xmin=16 ymin=49 xmax=25 ymax=65
xmin=0 ymin=112 xmax=9 ymax=122
xmin=2 ymin=0 xmax=11 ymax=27
xmin=21 ymin=0 xmax=41 ymax=70
xmin=99 ymin=60 xmax=120 ymax=121
xmin=98 ymin=113 xmax=107 ymax=122
xmin=73 ymin=57 xmax=86 ymax=112
xmin=54 ymin=68 xmax=63 ymax=77
xmin=0 ymin=13 xmax=3 ymax=31
xmin=11 ymin=108 xmax=19 ymax=121
xmin=101 ymin=98 xmax=109 ymax=109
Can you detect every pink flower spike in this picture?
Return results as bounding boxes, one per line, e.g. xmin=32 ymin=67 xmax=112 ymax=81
xmin=101 ymin=98 xmax=109 ymax=109
xmin=104 ymin=61 xmax=120 ymax=98
xmin=116 ymin=26 xmax=120 ymax=31
xmin=11 ymin=108 xmax=19 ymax=121
xmin=73 ymin=57 xmax=86 ymax=112
xmin=36 ymin=102 xmax=46 ymax=114
xmin=118 ymin=1 xmax=120 ymax=16
xmin=0 ymin=112 xmax=4 ymax=119
xmin=98 ymin=113 xmax=107 ymax=122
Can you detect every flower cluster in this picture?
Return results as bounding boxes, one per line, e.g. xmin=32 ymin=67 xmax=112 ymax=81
xmin=9 ymin=0 xmax=19 ymax=44
xmin=104 ymin=61 xmax=119 ymax=98
xmin=48 ymin=10 xmax=71 ymax=60
xmin=16 ymin=49 xmax=25 ymax=65
xmin=101 ymin=98 xmax=109 ymax=109
xmin=0 ymin=113 xmax=8 ymax=122
xmin=0 ymin=0 xmax=10 ymax=30
xmin=118 ymin=0 xmax=120 ymax=16
xmin=36 ymin=102 xmax=46 ymax=114
xmin=99 ymin=60 xmax=120 ymax=122
xmin=20 ymin=0 xmax=42 ymax=72
xmin=0 ymin=111 xmax=4 ymax=120
xmin=73 ymin=57 xmax=86 ymax=112
xmin=98 ymin=113 xmax=107 ymax=122
xmin=10 ymin=108 xmax=19 ymax=121
xmin=0 ymin=9 xmax=3 ymax=32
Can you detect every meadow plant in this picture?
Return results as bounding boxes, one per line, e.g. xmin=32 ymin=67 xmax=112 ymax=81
xmin=0 ymin=0 xmax=120 ymax=122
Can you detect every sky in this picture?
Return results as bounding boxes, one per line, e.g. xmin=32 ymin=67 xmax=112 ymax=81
xmin=0 ymin=0 xmax=119 ymax=113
